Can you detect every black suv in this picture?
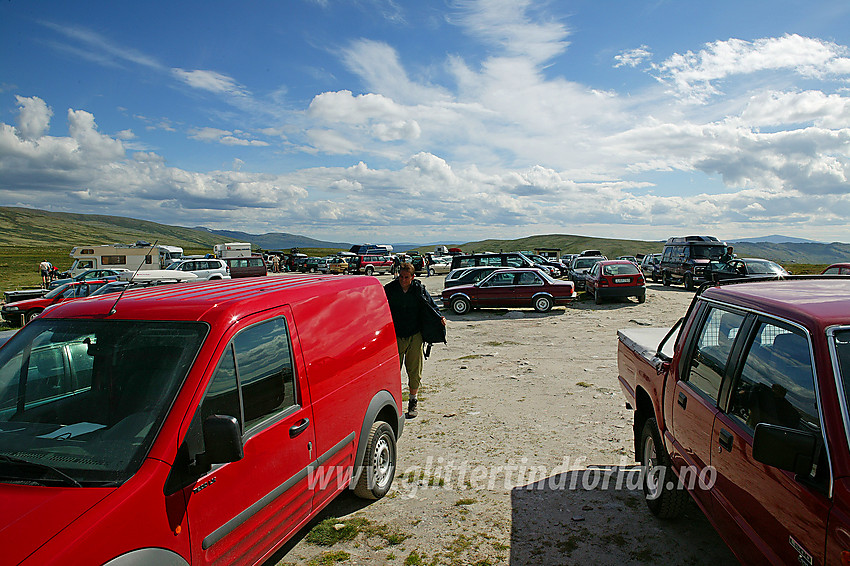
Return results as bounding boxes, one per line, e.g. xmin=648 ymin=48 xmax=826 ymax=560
xmin=659 ymin=235 xmax=727 ymax=290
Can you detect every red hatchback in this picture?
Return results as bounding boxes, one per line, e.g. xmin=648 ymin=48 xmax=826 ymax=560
xmin=586 ymin=260 xmax=646 ymax=304
xmin=441 ymin=268 xmax=576 ymax=314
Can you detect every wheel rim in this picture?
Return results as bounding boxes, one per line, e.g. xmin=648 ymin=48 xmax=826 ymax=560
xmin=535 ymin=297 xmax=550 ymax=311
xmin=453 ymin=299 xmax=468 ymax=314
xmin=373 ymin=434 xmax=394 ymax=489
xmin=642 ymin=434 xmax=661 ymax=497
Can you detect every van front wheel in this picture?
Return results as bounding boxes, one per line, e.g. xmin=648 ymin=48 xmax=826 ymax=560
xmin=354 ymin=421 xmax=396 ymax=500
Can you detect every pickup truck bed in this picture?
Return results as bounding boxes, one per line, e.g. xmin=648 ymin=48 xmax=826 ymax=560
xmin=617 ymin=327 xmax=674 ymax=364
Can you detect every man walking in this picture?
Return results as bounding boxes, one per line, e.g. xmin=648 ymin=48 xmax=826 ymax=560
xmin=384 ymin=262 xmax=446 ymax=418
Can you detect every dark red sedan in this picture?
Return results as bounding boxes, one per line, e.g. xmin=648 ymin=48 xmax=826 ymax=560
xmin=586 ymin=260 xmax=646 ymax=304
xmin=0 ymin=280 xmax=112 ymax=326
xmin=441 ymin=268 xmax=576 ymax=314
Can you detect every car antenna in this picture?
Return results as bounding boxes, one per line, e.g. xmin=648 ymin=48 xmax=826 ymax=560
xmin=108 ymin=239 xmax=158 ymax=315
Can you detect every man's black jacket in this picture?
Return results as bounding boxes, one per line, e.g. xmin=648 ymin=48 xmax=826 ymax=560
xmin=384 ymin=278 xmax=446 ymax=346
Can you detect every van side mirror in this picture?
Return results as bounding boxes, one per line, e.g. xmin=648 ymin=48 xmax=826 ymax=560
xmin=203 ymin=415 xmax=244 ymax=464
xmin=752 ymin=423 xmax=817 ymax=475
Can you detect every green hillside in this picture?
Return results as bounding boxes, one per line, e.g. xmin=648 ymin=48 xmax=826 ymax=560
xmin=0 ymin=206 xmax=223 ymax=248
xmin=445 ymin=234 xmax=664 ymax=258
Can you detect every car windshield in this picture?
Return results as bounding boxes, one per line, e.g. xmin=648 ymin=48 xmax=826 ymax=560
xmin=0 ymin=319 xmax=207 ymax=487
xmin=573 ymin=258 xmax=601 ymax=269
xmin=42 ymin=283 xmax=74 ymax=299
xmin=164 ymin=263 xmax=179 ymax=270
xmin=691 ymin=245 xmax=727 ymax=259
xmin=745 ymin=260 xmax=787 ymax=275
xmin=603 ymin=263 xmax=640 ymax=276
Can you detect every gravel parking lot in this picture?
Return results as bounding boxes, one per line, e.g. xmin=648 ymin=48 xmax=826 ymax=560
xmin=272 ymin=274 xmax=740 ymax=566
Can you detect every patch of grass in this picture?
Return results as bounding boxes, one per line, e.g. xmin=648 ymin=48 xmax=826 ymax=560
xmin=306 ymin=518 xmax=370 ymax=546
xmin=576 ymin=381 xmax=593 ymax=387
xmin=482 ymin=340 xmax=519 ymax=346
xmin=492 ymin=541 xmax=509 ymax=552
xmin=556 ymin=535 xmax=581 ymax=555
xmin=455 ymin=498 xmax=476 ymax=506
xmin=601 ymin=533 xmax=628 ymax=547
xmin=458 ymin=354 xmax=483 ymax=360
xmin=307 ymin=551 xmax=351 ymax=565
xmin=306 ymin=517 xmax=411 ymax=548
xmin=404 ymin=550 xmax=426 ymax=565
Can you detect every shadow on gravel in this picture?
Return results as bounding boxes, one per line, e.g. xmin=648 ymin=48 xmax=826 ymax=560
xmin=510 ymin=467 xmax=739 ymax=566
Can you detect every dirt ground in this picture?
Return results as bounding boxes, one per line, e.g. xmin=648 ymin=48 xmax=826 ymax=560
xmin=271 ymin=274 xmax=740 ymax=566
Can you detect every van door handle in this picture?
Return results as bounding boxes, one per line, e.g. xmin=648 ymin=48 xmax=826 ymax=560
xmin=678 ymin=392 xmax=687 ymax=409
xmin=718 ymin=429 xmax=734 ymax=452
xmin=289 ymin=418 xmax=310 ymax=438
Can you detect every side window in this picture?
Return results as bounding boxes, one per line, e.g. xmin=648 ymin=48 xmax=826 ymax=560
xmin=488 ymin=273 xmax=516 ymax=286
xmin=234 ymin=318 xmax=296 ymax=430
xmin=201 ymin=345 xmax=240 ymax=427
xmin=505 ymin=256 xmax=523 ymax=267
xmin=686 ymin=307 xmax=746 ymax=402
xmin=518 ymin=272 xmax=542 ymax=285
xmin=727 ymin=323 xmax=818 ymax=434
xmin=458 ymin=258 xmax=474 ymax=268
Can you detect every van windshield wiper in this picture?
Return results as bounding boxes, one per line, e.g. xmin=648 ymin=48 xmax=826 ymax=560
xmin=0 ymin=454 xmax=82 ymax=487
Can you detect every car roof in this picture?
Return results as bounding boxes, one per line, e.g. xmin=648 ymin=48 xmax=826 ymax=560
xmin=39 ymin=275 xmax=381 ymax=327
xmin=701 ymin=279 xmax=850 ymax=332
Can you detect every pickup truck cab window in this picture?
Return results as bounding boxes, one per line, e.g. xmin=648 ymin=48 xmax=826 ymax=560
xmin=727 ymin=322 xmax=818 ymax=435
xmin=686 ymin=307 xmax=746 ymax=402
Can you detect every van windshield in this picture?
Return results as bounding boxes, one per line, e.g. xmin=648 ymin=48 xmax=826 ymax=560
xmin=0 ymin=319 xmax=207 ymax=487
xmin=691 ymin=245 xmax=727 ymax=259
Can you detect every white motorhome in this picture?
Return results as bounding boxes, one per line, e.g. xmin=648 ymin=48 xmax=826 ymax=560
xmin=214 ymin=242 xmax=252 ymax=259
xmin=67 ymin=242 xmax=176 ymax=277
xmin=158 ymin=245 xmax=184 ymax=266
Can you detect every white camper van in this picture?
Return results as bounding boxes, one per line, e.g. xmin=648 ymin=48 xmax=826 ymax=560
xmin=213 ymin=242 xmax=252 ymax=259
xmin=67 ymin=242 xmax=178 ymax=277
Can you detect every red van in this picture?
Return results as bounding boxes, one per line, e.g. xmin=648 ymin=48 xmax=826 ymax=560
xmin=0 ymin=275 xmax=403 ymax=566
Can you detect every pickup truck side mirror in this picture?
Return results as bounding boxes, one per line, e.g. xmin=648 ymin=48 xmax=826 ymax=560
xmin=752 ymin=423 xmax=817 ymax=476
xmin=203 ymin=414 xmax=244 ymax=465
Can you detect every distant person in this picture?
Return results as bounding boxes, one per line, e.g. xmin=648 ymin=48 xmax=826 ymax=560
xmin=720 ymin=246 xmax=735 ymax=264
xmin=271 ymin=255 xmax=280 ymax=273
xmin=39 ymin=259 xmax=51 ymax=287
xmin=384 ymin=262 xmax=446 ymax=418
xmin=424 ymin=254 xmax=433 ymax=277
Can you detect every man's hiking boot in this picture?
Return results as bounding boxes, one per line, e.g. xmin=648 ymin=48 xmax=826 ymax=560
xmin=406 ymin=397 xmax=418 ymax=419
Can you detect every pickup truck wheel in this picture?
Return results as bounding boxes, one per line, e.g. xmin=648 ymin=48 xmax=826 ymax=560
xmin=533 ymin=295 xmax=553 ymax=313
xmin=662 ymin=271 xmax=672 ymax=286
xmin=365 ymin=266 xmax=374 ymax=276
xmin=451 ymin=296 xmax=471 ymax=315
xmin=354 ymin=421 xmax=396 ymax=500
xmin=640 ymin=418 xmax=688 ymax=518
xmin=24 ymin=309 xmax=42 ymax=324
xmin=684 ymin=273 xmax=695 ymax=291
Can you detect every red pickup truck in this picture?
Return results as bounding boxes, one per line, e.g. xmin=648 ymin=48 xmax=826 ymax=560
xmin=617 ymin=277 xmax=850 ymax=565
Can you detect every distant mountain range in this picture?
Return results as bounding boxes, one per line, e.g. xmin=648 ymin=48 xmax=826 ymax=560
xmin=729 ymin=235 xmax=825 ymax=244
xmin=1 ymin=206 xmax=847 ymax=264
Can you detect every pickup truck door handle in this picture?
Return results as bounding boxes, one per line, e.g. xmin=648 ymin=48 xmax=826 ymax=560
xmin=718 ymin=429 xmax=734 ymax=452
xmin=289 ymin=418 xmax=310 ymax=438
xmin=677 ymin=392 xmax=687 ymax=409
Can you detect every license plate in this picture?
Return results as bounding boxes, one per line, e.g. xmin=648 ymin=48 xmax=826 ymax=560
xmin=614 ymin=277 xmax=630 ymax=284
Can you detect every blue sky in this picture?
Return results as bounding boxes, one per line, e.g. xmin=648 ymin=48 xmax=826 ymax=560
xmin=1 ymin=0 xmax=849 ymax=244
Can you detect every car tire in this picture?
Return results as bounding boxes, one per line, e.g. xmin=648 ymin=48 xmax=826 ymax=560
xmin=365 ymin=266 xmax=374 ymax=276
xmin=640 ymin=417 xmax=688 ymax=518
xmin=24 ymin=309 xmax=42 ymax=324
xmin=451 ymin=296 xmax=471 ymax=315
xmin=533 ymin=295 xmax=553 ymax=313
xmin=428 ymin=267 xmax=435 ymax=276
xmin=354 ymin=421 xmax=396 ymax=500
xmin=638 ymin=293 xmax=646 ymax=304
xmin=662 ymin=271 xmax=672 ymax=286
xmin=594 ymin=290 xmax=602 ymax=305
xmin=684 ymin=273 xmax=695 ymax=291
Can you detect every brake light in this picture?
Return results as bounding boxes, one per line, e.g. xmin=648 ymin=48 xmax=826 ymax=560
xmin=599 ymin=277 xmax=610 ymax=287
